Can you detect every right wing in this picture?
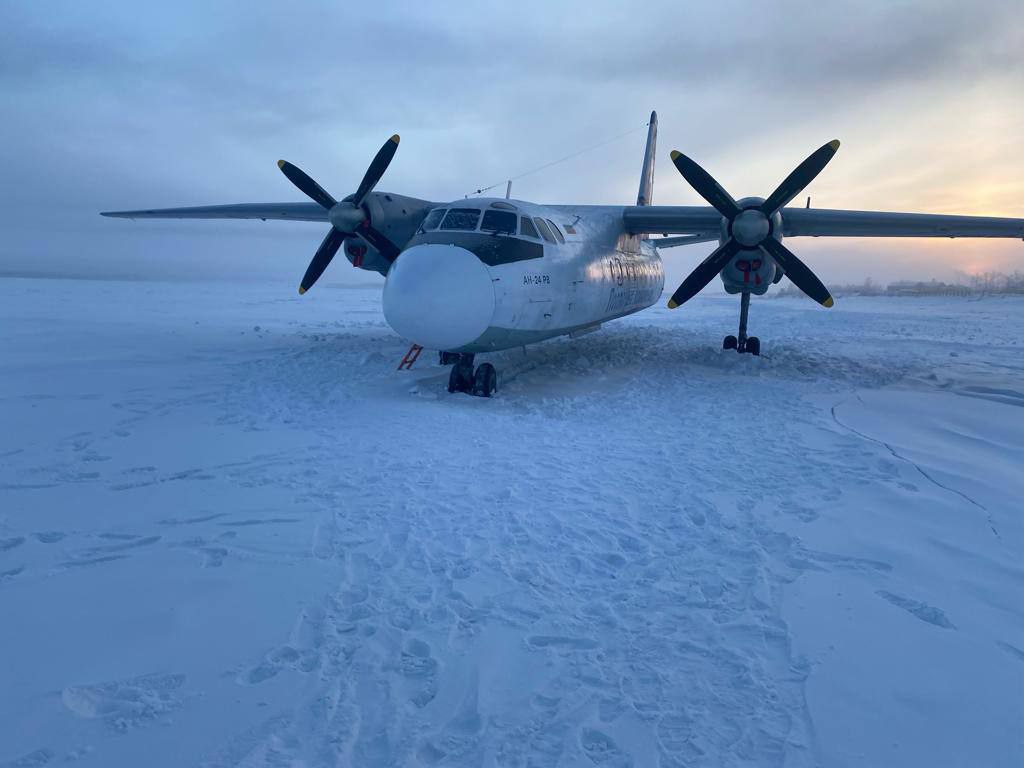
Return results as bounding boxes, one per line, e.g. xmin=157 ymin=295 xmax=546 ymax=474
xmin=100 ymin=202 xmax=328 ymax=222
xmin=623 ymin=204 xmax=1024 ymax=239
xmin=780 ymin=207 xmax=1024 ymax=238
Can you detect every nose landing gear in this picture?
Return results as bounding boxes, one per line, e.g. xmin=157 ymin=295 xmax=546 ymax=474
xmin=724 ymin=291 xmax=760 ymax=355
xmin=445 ymin=353 xmax=498 ymax=397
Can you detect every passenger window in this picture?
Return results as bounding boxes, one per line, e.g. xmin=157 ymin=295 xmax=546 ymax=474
xmin=419 ymin=208 xmax=446 ymax=232
xmin=534 ymin=217 xmax=556 ymax=243
xmin=480 ymin=209 xmax=517 ymax=235
xmin=520 ymin=216 xmax=539 ymax=239
xmin=440 ymin=208 xmax=481 ymax=231
xmin=545 ymin=219 xmax=565 ymax=244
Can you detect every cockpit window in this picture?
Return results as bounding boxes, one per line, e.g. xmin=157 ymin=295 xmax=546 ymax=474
xmin=439 ymin=208 xmax=481 ymax=231
xmin=545 ymin=219 xmax=565 ymax=244
xmin=480 ymin=209 xmax=517 ymax=235
xmin=520 ymin=216 xmax=539 ymax=239
xmin=534 ymin=217 xmax=556 ymax=243
xmin=419 ymin=208 xmax=446 ymax=232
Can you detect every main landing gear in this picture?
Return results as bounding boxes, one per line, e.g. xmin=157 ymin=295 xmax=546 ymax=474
xmin=444 ymin=353 xmax=498 ymax=398
xmin=723 ymin=291 xmax=760 ymax=356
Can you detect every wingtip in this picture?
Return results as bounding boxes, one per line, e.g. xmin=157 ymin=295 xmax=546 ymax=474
xmin=298 ymin=285 xmax=306 ymax=295
xmin=670 ymin=150 xmax=681 ymax=162
xmin=823 ymin=296 xmax=834 ymax=308
xmin=667 ymin=299 xmax=679 ymax=309
xmin=277 ymin=159 xmax=287 ymax=169
xmin=390 ymin=134 xmax=400 ymax=144
xmin=828 ymin=139 xmax=840 ymax=151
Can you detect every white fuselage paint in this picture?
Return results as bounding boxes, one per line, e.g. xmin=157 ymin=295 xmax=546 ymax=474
xmin=382 ymin=199 xmax=665 ymax=354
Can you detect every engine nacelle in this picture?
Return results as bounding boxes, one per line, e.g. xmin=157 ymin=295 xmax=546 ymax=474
xmin=356 ymin=192 xmax=436 ymax=275
xmin=720 ymin=248 xmax=778 ymax=295
xmin=342 ymin=238 xmax=380 ymax=270
xmin=718 ymin=196 xmax=782 ymax=295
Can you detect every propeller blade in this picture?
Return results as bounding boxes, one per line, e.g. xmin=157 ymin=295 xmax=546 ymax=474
xmin=357 ymin=223 xmax=401 ymax=262
xmin=299 ymin=228 xmax=346 ymax=294
xmin=667 ymin=239 xmax=742 ymax=309
xmin=760 ymin=237 xmax=833 ymax=307
xmin=353 ymin=134 xmax=400 ymax=206
xmin=670 ymin=150 xmax=741 ymax=220
xmin=760 ymin=140 xmax=840 ymax=216
xmin=278 ymin=160 xmax=337 ymax=210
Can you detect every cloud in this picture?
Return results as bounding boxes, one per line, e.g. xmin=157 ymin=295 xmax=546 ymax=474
xmin=1 ymin=0 xmax=1021 ymax=284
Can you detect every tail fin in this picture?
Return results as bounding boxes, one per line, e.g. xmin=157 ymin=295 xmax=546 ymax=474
xmin=636 ymin=111 xmax=657 ymax=206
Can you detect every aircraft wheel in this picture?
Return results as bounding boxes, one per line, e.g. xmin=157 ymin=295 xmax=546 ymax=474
xmin=472 ymin=363 xmax=497 ymax=398
xmin=723 ymin=335 xmax=738 ymax=350
xmin=746 ymin=337 xmax=761 ymax=356
xmin=448 ymin=365 xmax=471 ymax=393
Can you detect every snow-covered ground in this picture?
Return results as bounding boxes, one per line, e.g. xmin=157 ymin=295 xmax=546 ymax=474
xmin=1 ymin=277 xmax=1021 ymax=768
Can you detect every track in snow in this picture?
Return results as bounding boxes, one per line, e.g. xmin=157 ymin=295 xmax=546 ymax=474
xmin=1 ymin=279 xmax=1022 ymax=767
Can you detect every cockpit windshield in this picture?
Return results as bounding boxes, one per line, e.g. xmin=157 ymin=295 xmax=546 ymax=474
xmin=419 ymin=208 xmax=446 ymax=232
xmin=480 ymin=209 xmax=517 ymax=235
xmin=439 ymin=208 xmax=481 ymax=231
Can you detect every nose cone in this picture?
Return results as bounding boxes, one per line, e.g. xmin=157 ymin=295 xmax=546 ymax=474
xmin=383 ymin=244 xmax=495 ymax=350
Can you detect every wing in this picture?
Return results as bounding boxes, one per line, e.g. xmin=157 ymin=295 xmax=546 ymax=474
xmin=780 ymin=207 xmax=1024 ymax=238
xmin=623 ymin=206 xmax=722 ymax=237
xmin=623 ymin=205 xmax=1024 ymax=239
xmin=100 ymin=202 xmax=328 ymax=222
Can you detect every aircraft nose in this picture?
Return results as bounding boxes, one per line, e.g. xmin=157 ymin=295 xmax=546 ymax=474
xmin=383 ymin=244 xmax=495 ymax=351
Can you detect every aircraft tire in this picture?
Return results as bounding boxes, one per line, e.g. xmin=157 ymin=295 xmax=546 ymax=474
xmin=723 ymin=335 xmax=738 ymax=350
xmin=746 ymin=337 xmax=760 ymax=356
xmin=473 ymin=363 xmax=497 ymax=398
xmin=448 ymin=365 xmax=470 ymax=393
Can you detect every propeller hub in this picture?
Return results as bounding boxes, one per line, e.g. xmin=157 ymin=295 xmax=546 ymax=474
xmin=328 ymin=202 xmax=366 ymax=233
xmin=731 ymin=209 xmax=770 ymax=247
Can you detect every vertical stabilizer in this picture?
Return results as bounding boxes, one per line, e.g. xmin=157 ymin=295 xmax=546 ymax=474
xmin=636 ymin=111 xmax=657 ymax=206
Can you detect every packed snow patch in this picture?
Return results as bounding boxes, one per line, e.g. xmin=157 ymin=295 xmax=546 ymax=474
xmin=0 ymin=279 xmax=1021 ymax=767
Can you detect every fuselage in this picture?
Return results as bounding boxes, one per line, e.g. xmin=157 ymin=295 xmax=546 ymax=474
xmin=382 ymin=198 xmax=665 ymax=353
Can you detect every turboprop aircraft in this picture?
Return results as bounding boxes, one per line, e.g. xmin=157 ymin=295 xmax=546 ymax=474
xmin=103 ymin=111 xmax=1024 ymax=396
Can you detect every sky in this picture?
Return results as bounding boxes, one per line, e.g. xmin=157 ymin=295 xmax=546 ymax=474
xmin=2 ymin=0 xmax=1023 ymax=289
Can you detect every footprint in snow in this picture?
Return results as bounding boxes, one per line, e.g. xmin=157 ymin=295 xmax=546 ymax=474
xmin=580 ymin=728 xmax=633 ymax=767
xmin=32 ymin=532 xmax=65 ymax=544
xmin=0 ymin=747 xmax=55 ymax=768
xmin=61 ymin=673 xmax=185 ymax=732
xmin=400 ymin=638 xmax=438 ymax=707
xmin=876 ymin=590 xmax=955 ymax=629
xmin=239 ymin=645 xmax=319 ymax=685
xmin=0 ymin=536 xmax=26 ymax=552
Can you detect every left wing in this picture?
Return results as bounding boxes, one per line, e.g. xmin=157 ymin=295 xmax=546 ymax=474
xmin=624 ymin=205 xmax=1024 ymax=239
xmin=100 ymin=202 xmax=328 ymax=222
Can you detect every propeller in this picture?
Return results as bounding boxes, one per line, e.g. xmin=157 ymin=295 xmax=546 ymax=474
xmin=278 ymin=134 xmax=402 ymax=295
xmin=666 ymin=140 xmax=839 ymax=309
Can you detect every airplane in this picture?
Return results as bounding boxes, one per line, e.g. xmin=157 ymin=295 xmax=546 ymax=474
xmin=102 ymin=111 xmax=1024 ymax=397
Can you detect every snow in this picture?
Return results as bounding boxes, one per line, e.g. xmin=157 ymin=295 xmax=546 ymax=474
xmin=0 ymin=277 xmax=1022 ymax=767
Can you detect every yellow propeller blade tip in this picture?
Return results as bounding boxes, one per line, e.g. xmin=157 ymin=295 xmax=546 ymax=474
xmin=823 ymin=297 xmax=834 ymax=308
xmin=828 ymin=140 xmax=840 ymax=151
xmin=390 ymin=134 xmax=400 ymax=144
xmin=298 ymin=286 xmax=306 ymax=295
xmin=670 ymin=150 xmax=681 ymax=161
xmin=667 ymin=299 xmax=679 ymax=309
xmin=277 ymin=159 xmax=286 ymax=169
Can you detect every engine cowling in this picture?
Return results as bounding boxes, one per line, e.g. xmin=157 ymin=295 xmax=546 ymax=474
xmin=718 ymin=196 xmax=781 ymax=295
xmin=343 ymin=238 xmax=380 ymax=270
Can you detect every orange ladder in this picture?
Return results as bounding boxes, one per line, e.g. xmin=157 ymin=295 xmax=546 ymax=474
xmin=397 ymin=343 xmax=423 ymax=370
